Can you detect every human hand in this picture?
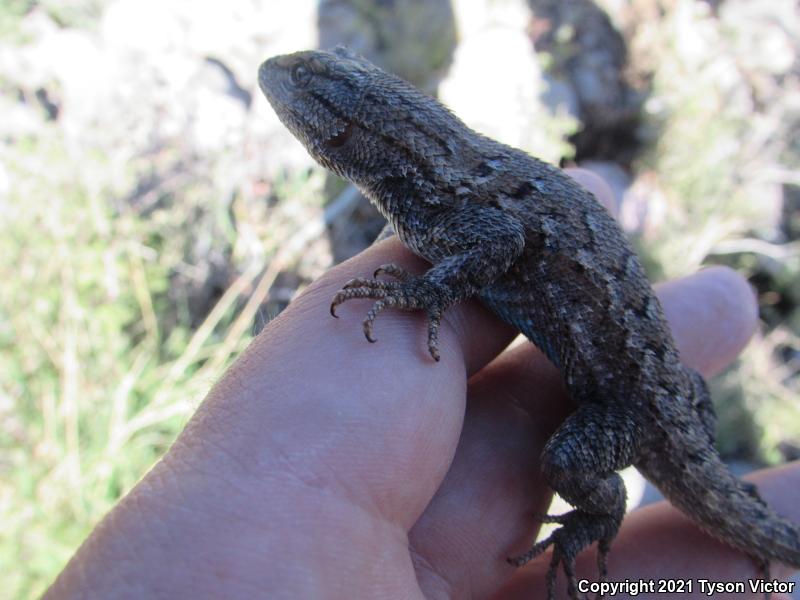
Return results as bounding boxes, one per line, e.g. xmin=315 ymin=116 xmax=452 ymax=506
xmin=46 ymin=171 xmax=799 ymax=599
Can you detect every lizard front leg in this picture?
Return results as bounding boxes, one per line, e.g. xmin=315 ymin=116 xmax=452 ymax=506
xmin=330 ymin=204 xmax=525 ymax=360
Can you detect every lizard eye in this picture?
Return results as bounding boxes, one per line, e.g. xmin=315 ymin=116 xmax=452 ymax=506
xmin=290 ymin=63 xmax=312 ymax=87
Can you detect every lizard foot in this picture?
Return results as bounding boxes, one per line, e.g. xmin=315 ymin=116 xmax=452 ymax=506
xmin=330 ymin=266 xmax=444 ymax=361
xmin=507 ymin=509 xmax=619 ymax=600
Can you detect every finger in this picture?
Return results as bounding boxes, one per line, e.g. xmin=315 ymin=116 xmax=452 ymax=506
xmin=410 ymin=267 xmax=760 ymax=598
xmin=178 ymin=238 xmax=514 ymax=528
xmin=51 ymin=238 xmax=517 ymax=600
xmin=659 ymin=265 xmax=758 ymax=376
xmin=498 ymin=462 xmax=800 ymax=599
xmin=410 ymin=344 xmax=554 ymax=599
xmin=167 ymin=170 xmax=626 ymax=591
xmin=565 ymin=167 xmax=618 ymax=216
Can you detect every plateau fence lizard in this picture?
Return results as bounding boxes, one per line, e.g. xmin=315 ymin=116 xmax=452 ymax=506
xmin=258 ymin=47 xmax=800 ymax=599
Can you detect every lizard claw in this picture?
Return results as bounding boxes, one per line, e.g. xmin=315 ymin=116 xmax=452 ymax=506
xmin=363 ymin=300 xmax=388 ymax=343
xmin=329 ymin=272 xmax=445 ymax=361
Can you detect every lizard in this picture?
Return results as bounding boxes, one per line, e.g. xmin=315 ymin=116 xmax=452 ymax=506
xmin=257 ymin=47 xmax=800 ymax=599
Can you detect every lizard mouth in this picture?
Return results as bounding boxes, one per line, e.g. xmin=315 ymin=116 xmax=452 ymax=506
xmin=324 ymin=122 xmax=354 ymax=148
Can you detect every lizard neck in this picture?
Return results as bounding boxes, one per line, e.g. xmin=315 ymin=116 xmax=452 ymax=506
xmin=362 ymin=172 xmax=425 ymax=217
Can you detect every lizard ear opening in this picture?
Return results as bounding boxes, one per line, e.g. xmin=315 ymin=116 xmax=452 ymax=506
xmin=324 ymin=122 xmax=354 ymax=149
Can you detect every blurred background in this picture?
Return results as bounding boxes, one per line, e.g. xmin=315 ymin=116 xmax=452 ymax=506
xmin=1 ymin=0 xmax=798 ymax=597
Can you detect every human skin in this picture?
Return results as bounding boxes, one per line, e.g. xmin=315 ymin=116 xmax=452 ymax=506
xmin=45 ymin=171 xmax=799 ymax=599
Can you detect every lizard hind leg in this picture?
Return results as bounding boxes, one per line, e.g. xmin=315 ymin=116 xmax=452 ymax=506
xmin=509 ymin=403 xmax=640 ymax=600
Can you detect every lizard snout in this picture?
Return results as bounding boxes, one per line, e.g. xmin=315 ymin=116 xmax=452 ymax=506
xmin=257 ymin=57 xmax=282 ymax=100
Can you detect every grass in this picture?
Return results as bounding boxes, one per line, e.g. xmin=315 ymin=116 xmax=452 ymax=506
xmin=0 ymin=110 xmax=328 ymax=597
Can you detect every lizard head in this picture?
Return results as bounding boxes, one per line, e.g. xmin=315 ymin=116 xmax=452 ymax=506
xmin=258 ymin=47 xmax=378 ymax=181
xmin=258 ymin=47 xmax=465 ymax=188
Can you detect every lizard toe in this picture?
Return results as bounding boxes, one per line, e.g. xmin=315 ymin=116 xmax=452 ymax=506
xmin=342 ymin=277 xmax=401 ymax=291
xmin=510 ymin=510 xmax=618 ymax=600
xmin=426 ymin=308 xmax=442 ymax=361
xmin=373 ymin=262 xmax=412 ymax=281
xmin=330 ymin=286 xmax=389 ymax=317
xmin=362 ymin=299 xmax=390 ymax=342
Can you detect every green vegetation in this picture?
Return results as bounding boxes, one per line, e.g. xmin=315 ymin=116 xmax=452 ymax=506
xmin=0 ymin=79 xmax=327 ymax=599
xmin=629 ymin=1 xmax=800 ymax=462
xmin=1 ymin=125 xmax=231 ymax=599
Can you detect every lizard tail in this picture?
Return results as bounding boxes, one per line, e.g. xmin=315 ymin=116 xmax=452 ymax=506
xmin=638 ymin=449 xmax=800 ymax=569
